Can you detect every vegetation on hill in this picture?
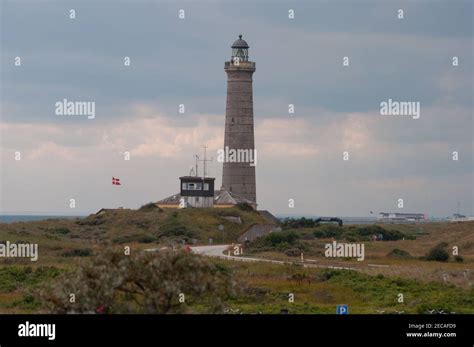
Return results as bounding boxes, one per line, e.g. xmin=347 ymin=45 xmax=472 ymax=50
xmin=138 ymin=202 xmax=162 ymax=212
xmin=245 ymin=231 xmax=307 ymax=254
xmin=0 ymin=207 xmax=268 ymax=248
xmin=222 ymin=262 xmax=474 ymax=314
xmin=425 ymin=242 xmax=450 ymax=262
xmin=0 ymin=211 xmax=472 ymax=314
xmin=281 ymin=218 xmax=413 ymax=242
xmin=282 ymin=217 xmax=319 ymax=229
xmin=321 ymin=225 xmax=411 ymax=242
xmin=386 ymin=248 xmax=412 ymax=259
xmin=37 ymin=250 xmax=237 ymax=314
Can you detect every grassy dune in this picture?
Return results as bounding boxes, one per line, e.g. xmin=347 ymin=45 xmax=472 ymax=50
xmin=220 ymin=260 xmax=474 ymax=314
xmin=0 ymin=209 xmax=472 ymax=314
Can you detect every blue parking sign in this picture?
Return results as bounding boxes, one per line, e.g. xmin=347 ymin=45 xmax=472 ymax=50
xmin=337 ymin=305 xmax=348 ymax=315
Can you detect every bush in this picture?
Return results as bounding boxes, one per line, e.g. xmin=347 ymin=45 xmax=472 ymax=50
xmin=54 ymin=227 xmax=71 ymax=235
xmin=282 ymin=217 xmax=317 ymax=229
xmin=387 ymin=248 xmax=412 ymax=259
xmin=127 ymin=219 xmax=151 ymax=229
xmin=264 ymin=231 xmax=299 ymax=247
xmin=245 ymin=231 xmax=302 ymax=252
xmin=315 ymin=269 xmax=340 ymax=282
xmin=61 ymin=248 xmax=92 ymax=257
xmin=38 ymin=249 xmax=237 ymax=313
xmin=161 ymin=225 xmax=194 ymax=238
xmin=311 ymin=225 xmax=408 ymax=242
xmin=137 ymin=235 xmax=157 ymax=243
xmin=426 ymin=242 xmax=449 ymax=262
xmin=113 ymin=234 xmax=158 ymax=244
xmin=139 ymin=202 xmax=161 ymax=212
xmin=159 ymin=212 xmax=195 ymax=238
xmin=76 ymin=217 xmax=105 ymax=226
xmin=313 ymin=225 xmax=341 ymax=239
xmin=285 ymin=248 xmax=303 ymax=257
xmin=0 ymin=266 xmax=61 ymax=292
xmin=454 ymin=255 xmax=464 ymax=263
xmin=236 ymin=203 xmax=254 ymax=211
xmin=345 ymin=225 xmax=406 ymax=241
xmin=12 ymin=293 xmax=41 ymax=309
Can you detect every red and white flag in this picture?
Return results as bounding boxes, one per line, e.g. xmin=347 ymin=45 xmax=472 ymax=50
xmin=112 ymin=177 xmax=121 ymax=185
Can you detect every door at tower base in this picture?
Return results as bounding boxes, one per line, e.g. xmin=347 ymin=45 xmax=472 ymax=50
xmin=222 ymin=35 xmax=257 ymax=204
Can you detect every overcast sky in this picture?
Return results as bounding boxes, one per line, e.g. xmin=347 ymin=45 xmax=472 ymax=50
xmin=1 ymin=0 xmax=472 ymax=217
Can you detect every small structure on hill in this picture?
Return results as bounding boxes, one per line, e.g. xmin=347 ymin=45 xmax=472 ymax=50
xmin=378 ymin=212 xmax=426 ymax=223
xmin=179 ymin=176 xmax=215 ymax=208
xmin=315 ymin=217 xmax=343 ymax=227
xmin=156 ymin=147 xmax=257 ymax=210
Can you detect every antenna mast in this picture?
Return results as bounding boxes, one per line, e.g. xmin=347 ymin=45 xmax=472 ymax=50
xmin=194 ymin=155 xmax=199 ymax=177
xmin=198 ymin=146 xmax=213 ymax=178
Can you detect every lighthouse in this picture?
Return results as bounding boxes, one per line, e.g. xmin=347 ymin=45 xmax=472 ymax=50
xmin=221 ymin=35 xmax=257 ymax=204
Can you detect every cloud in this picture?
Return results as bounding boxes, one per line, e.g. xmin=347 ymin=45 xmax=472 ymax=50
xmin=0 ymin=2 xmax=472 ymax=216
xmin=27 ymin=141 xmax=74 ymax=161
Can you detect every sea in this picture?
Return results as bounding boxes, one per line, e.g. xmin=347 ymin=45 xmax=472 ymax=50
xmin=0 ymin=215 xmax=85 ymax=223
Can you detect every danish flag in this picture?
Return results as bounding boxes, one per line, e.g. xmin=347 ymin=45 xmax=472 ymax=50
xmin=112 ymin=177 xmax=121 ymax=185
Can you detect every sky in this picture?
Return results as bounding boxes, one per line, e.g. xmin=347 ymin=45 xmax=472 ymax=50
xmin=0 ymin=0 xmax=472 ymax=217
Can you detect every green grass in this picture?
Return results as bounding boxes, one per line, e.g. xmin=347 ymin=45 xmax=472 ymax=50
xmin=0 ymin=213 xmax=472 ymax=314
xmin=218 ymin=261 xmax=474 ymax=314
xmin=0 ymin=266 xmax=62 ymax=292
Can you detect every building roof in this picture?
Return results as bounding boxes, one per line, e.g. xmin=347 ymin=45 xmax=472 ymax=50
xmin=156 ymin=189 xmax=255 ymax=206
xmin=179 ymin=176 xmax=215 ymax=182
xmin=232 ymin=35 xmax=249 ymax=49
xmin=156 ymin=194 xmax=181 ymax=205
xmin=214 ymin=189 xmax=255 ymax=205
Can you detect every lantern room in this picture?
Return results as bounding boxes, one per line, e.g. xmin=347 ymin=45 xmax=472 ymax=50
xmin=231 ymin=34 xmax=249 ymax=62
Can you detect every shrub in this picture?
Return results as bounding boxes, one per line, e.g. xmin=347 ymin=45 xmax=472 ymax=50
xmin=264 ymin=231 xmax=299 ymax=246
xmin=61 ymin=248 xmax=92 ymax=257
xmin=387 ymin=248 xmax=412 ymax=258
xmin=159 ymin=214 xmax=195 ymax=239
xmin=127 ymin=219 xmax=151 ymax=229
xmin=215 ymin=209 xmax=242 ymax=218
xmin=315 ymin=269 xmax=340 ymax=282
xmin=236 ymin=203 xmax=254 ymax=211
xmin=313 ymin=224 xmax=341 ymax=239
xmin=0 ymin=266 xmax=61 ymax=292
xmin=311 ymin=225 xmax=407 ymax=242
xmin=76 ymin=217 xmax=105 ymax=226
xmin=161 ymin=225 xmax=194 ymax=238
xmin=12 ymin=293 xmax=41 ymax=309
xmin=54 ymin=227 xmax=71 ymax=235
xmin=426 ymin=242 xmax=449 ymax=262
xmin=285 ymin=248 xmax=302 ymax=257
xmin=113 ymin=234 xmax=158 ymax=244
xmin=282 ymin=217 xmax=317 ymax=229
xmin=38 ymin=249 xmax=236 ymax=313
xmin=245 ymin=231 xmax=301 ymax=252
xmin=346 ymin=225 xmax=406 ymax=241
xmin=139 ymin=202 xmax=161 ymax=212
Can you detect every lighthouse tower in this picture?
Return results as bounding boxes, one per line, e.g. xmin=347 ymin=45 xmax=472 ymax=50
xmin=221 ymin=35 xmax=257 ymax=203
